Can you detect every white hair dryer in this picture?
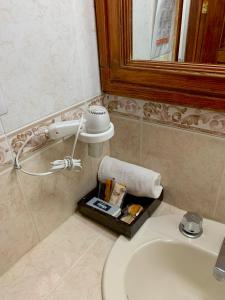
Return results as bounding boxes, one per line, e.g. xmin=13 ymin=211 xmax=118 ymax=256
xmin=48 ymin=106 xmax=114 ymax=157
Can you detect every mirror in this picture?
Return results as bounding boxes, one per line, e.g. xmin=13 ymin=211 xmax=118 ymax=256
xmin=95 ymin=0 xmax=225 ymax=111
xmin=132 ymin=0 xmax=225 ymax=64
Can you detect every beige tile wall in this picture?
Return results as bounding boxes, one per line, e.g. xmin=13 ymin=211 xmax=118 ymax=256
xmin=0 ymin=138 xmax=109 ymax=276
xmin=110 ymin=113 xmax=225 ymax=223
xmin=0 ymin=170 xmax=39 ymax=275
xmin=0 ymin=95 xmax=108 ymax=276
xmin=2 ymin=91 xmax=225 ymax=278
xmin=0 ymin=213 xmax=116 ymax=300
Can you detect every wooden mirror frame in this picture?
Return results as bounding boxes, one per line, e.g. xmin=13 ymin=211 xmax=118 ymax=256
xmin=95 ymin=0 xmax=225 ymax=110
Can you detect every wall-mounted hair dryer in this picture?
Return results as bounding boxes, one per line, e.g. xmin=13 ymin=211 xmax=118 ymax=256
xmin=15 ymin=106 xmax=114 ymax=177
xmin=48 ymin=106 xmax=114 ymax=157
xmin=79 ymin=106 xmax=113 ymax=157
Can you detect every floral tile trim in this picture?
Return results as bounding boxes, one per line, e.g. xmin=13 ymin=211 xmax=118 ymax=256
xmin=89 ymin=96 xmax=103 ymax=106
xmin=103 ymin=94 xmax=225 ymax=137
xmin=59 ymin=95 xmax=103 ymax=122
xmin=0 ymin=95 xmax=103 ymax=167
xmin=103 ymin=95 xmax=143 ymax=117
xmin=0 ymin=136 xmax=13 ymax=171
xmin=10 ymin=122 xmax=52 ymax=155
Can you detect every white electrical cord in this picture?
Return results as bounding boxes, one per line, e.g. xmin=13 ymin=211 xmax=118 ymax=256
xmin=15 ymin=115 xmax=84 ymax=177
xmin=50 ymin=113 xmax=84 ymax=172
xmin=71 ymin=113 xmax=84 ymax=158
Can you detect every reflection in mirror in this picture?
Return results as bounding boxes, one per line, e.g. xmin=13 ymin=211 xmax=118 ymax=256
xmin=132 ymin=0 xmax=225 ymax=64
xmin=132 ymin=0 xmax=190 ymax=61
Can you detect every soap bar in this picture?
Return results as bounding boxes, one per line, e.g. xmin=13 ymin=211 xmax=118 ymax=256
xmin=128 ymin=204 xmax=143 ymax=217
xmin=120 ymin=214 xmax=135 ymax=224
xmin=86 ymin=197 xmax=121 ymax=217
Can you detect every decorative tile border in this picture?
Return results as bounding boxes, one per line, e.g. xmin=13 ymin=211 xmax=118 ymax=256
xmin=0 ymin=135 xmax=12 ymax=170
xmin=103 ymin=94 xmax=225 ymax=138
xmin=0 ymin=118 xmax=13 ymax=171
xmin=4 ymin=91 xmax=225 ymax=170
xmin=0 ymin=95 xmax=103 ymax=169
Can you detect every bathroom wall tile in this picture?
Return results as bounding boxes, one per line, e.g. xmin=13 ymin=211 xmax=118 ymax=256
xmin=0 ymin=0 xmax=100 ymax=132
xmin=103 ymin=94 xmax=144 ymax=118
xmin=141 ymin=122 xmax=225 ymax=219
xmin=90 ymin=140 xmax=110 ymax=177
xmin=47 ymin=236 xmax=115 ymax=300
xmin=89 ymin=95 xmax=103 ymax=107
xmin=110 ymin=115 xmax=141 ymax=165
xmin=105 ymin=94 xmax=225 ymax=223
xmin=0 ymin=95 xmax=107 ymax=275
xmin=0 ymin=215 xmax=100 ymax=300
xmin=0 ymin=169 xmax=39 ymax=276
xmin=74 ymin=212 xmax=118 ymax=241
xmin=104 ymin=94 xmax=225 ymax=138
xmin=0 ymin=135 xmax=12 ymax=173
xmin=151 ymin=202 xmax=184 ymax=218
xmin=6 ymin=96 xmax=102 ymax=161
xmin=214 ymin=169 xmax=225 ymax=224
xmin=0 ymin=119 xmax=13 ymax=171
xmin=18 ymin=138 xmax=97 ymax=240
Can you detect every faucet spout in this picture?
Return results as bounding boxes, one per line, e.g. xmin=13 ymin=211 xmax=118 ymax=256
xmin=214 ymin=238 xmax=225 ymax=282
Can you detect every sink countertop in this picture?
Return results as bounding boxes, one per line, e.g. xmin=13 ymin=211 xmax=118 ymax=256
xmin=0 ymin=202 xmax=183 ymax=300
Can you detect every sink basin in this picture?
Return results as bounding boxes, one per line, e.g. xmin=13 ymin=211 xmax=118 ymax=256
xmin=125 ymin=241 xmax=224 ymax=300
xmin=102 ymin=214 xmax=225 ymax=300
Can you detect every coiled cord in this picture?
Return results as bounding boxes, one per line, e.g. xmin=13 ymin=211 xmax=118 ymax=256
xmin=14 ymin=115 xmax=83 ymax=176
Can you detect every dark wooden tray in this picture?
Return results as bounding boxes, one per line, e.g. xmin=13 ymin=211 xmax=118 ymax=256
xmin=77 ymin=184 xmax=163 ymax=239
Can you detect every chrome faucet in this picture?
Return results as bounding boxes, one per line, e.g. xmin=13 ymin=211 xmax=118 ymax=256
xmin=214 ymin=238 xmax=225 ymax=281
xmin=179 ymin=212 xmax=203 ymax=239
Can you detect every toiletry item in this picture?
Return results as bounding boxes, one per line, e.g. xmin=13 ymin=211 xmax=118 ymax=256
xmin=98 ymin=181 xmax=103 ymax=198
xmin=120 ymin=214 xmax=135 ymax=224
xmin=104 ymin=178 xmax=112 ymax=202
xmin=111 ymin=177 xmax=116 ymax=191
xmin=109 ymin=182 xmax=127 ymax=207
xmin=128 ymin=204 xmax=143 ymax=217
xmin=120 ymin=204 xmax=143 ymax=224
xmin=86 ymin=197 xmax=121 ymax=217
xmin=98 ymin=156 xmax=163 ymax=198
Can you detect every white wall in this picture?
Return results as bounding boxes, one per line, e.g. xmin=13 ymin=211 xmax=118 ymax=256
xmin=133 ymin=0 xmax=190 ymax=62
xmin=0 ymin=0 xmax=101 ymax=132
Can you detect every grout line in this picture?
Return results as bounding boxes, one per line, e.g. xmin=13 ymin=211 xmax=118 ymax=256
xmin=110 ymin=112 xmax=140 ymax=121
xmin=111 ymin=109 xmax=225 ymax=141
xmin=42 ymin=236 xmax=101 ymax=300
xmin=16 ymin=169 xmax=42 ymax=242
xmin=212 ymin=164 xmax=225 ymax=218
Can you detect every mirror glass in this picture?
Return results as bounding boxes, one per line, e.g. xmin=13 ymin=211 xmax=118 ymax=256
xmin=132 ymin=0 xmax=225 ymax=64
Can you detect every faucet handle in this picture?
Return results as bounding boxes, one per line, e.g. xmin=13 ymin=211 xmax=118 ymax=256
xmin=179 ymin=212 xmax=203 ymax=238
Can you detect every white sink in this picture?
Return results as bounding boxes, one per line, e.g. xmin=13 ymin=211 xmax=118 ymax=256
xmin=102 ymin=214 xmax=225 ymax=300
